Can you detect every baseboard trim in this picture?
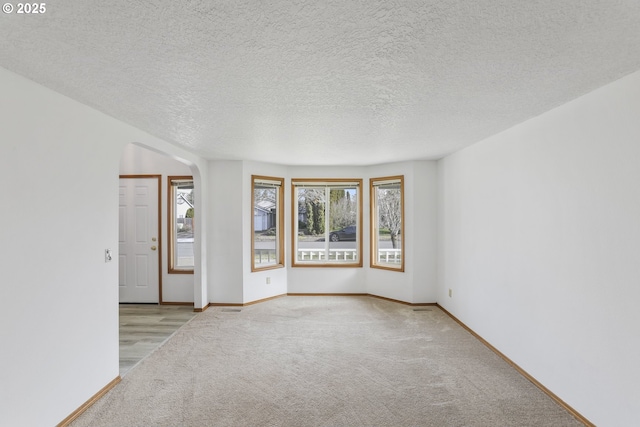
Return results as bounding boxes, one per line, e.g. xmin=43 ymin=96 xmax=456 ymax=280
xmin=194 ymin=303 xmax=210 ymax=312
xmin=208 ymin=294 xmax=288 ymax=308
xmin=288 ymin=292 xmax=368 ymax=297
xmin=436 ymin=304 xmax=594 ymax=427
xmin=208 ymin=302 xmax=243 ymax=307
xmin=367 ymin=294 xmax=437 ymax=306
xmin=160 ymin=301 xmax=194 ymax=306
xmin=57 ymin=376 xmax=121 ymax=427
xmin=244 ymin=294 xmax=287 ymax=306
xmin=287 ymin=293 xmax=438 ymax=307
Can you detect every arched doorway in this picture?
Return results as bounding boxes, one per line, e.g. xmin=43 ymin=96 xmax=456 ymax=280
xmin=117 ymin=142 xmax=203 ymax=374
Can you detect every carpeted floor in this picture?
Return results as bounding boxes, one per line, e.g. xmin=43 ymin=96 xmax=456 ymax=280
xmin=71 ymin=296 xmax=583 ymax=426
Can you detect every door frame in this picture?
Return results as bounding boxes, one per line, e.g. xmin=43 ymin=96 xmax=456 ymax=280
xmin=119 ymin=174 xmax=163 ymax=304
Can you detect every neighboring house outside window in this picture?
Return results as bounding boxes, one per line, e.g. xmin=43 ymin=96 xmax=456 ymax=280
xmin=252 ymin=176 xmax=284 ymax=271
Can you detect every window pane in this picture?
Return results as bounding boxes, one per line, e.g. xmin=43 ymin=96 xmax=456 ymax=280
xmin=371 ymin=177 xmax=403 ymax=271
xmin=327 ymin=187 xmax=358 ymax=262
xmin=254 ymin=186 xmax=278 ymax=266
xmin=169 ymin=176 xmax=194 ymax=273
xmin=293 ymin=180 xmax=362 ymax=266
xmin=296 ymin=187 xmax=326 ymax=262
xmin=252 ymin=176 xmax=284 ymax=271
xmin=174 ymin=183 xmax=194 ymax=269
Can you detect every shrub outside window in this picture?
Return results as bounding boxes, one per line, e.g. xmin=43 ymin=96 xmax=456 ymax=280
xmin=292 ymin=179 xmax=362 ymax=267
xmin=370 ymin=176 xmax=404 ymax=271
xmin=168 ymin=176 xmax=194 ymax=273
xmin=252 ymin=176 xmax=284 ymax=271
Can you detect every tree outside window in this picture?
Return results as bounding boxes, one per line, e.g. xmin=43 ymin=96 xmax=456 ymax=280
xmin=371 ymin=176 xmax=404 ymax=271
xmin=292 ymin=179 xmax=362 ymax=267
xmin=169 ymin=176 xmax=194 ymax=273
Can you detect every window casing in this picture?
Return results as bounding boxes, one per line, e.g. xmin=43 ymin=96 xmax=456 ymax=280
xmin=168 ymin=176 xmax=194 ymax=273
xmin=292 ymin=179 xmax=362 ymax=267
xmin=370 ymin=176 xmax=404 ymax=272
xmin=252 ymin=176 xmax=284 ymax=271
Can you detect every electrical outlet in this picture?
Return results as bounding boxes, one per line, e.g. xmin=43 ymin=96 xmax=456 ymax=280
xmin=266 ymin=277 xmax=271 ymax=284
xmin=105 ymin=249 xmax=113 ymax=263
xmin=448 ymin=289 xmax=452 ymax=298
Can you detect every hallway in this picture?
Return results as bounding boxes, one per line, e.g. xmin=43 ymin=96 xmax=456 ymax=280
xmin=119 ymin=304 xmax=196 ymax=376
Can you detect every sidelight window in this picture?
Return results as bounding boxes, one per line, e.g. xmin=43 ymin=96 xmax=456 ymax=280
xmin=168 ymin=176 xmax=194 ymax=273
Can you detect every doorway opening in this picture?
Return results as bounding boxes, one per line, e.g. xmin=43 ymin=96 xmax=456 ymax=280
xmin=118 ymin=142 xmax=202 ymax=374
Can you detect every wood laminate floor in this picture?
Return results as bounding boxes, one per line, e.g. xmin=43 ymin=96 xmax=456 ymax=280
xmin=119 ymin=304 xmax=197 ymax=376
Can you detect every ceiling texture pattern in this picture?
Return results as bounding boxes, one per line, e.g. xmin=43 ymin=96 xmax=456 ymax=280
xmin=2 ymin=0 xmax=640 ymax=165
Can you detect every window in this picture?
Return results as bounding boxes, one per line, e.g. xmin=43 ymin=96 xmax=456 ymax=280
xmin=292 ymin=179 xmax=362 ymax=267
xmin=370 ymin=176 xmax=404 ymax=271
xmin=252 ymin=176 xmax=284 ymax=271
xmin=168 ymin=176 xmax=194 ymax=273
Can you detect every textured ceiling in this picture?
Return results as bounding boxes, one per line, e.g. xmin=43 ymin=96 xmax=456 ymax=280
xmin=2 ymin=1 xmax=640 ymax=165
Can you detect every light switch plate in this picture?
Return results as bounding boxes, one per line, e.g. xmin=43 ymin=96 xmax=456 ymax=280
xmin=105 ymin=249 xmax=113 ymax=262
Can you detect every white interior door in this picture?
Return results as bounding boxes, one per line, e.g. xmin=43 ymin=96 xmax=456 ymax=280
xmin=119 ymin=177 xmax=160 ymax=303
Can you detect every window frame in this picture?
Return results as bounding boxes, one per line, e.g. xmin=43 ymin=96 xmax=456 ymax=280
xmin=291 ymin=178 xmax=363 ymax=268
xmin=168 ymin=175 xmax=195 ymax=274
xmin=251 ymin=175 xmax=285 ymax=272
xmin=370 ymin=175 xmax=405 ymax=272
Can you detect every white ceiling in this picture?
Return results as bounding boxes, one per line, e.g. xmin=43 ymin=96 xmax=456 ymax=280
xmin=2 ymin=1 xmax=640 ymax=165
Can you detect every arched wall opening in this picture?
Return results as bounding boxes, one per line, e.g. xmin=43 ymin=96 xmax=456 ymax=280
xmin=119 ymin=142 xmax=204 ymax=306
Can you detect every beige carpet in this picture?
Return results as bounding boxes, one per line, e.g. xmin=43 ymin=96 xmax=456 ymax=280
xmin=71 ymin=296 xmax=583 ymax=426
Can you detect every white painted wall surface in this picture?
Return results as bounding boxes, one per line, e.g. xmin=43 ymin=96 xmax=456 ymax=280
xmin=242 ymin=161 xmax=288 ymax=303
xmin=0 ymin=68 xmax=123 ymax=426
xmin=0 ymin=67 xmax=209 ymax=426
xmin=120 ymin=144 xmax=194 ymax=303
xmin=410 ymin=162 xmax=438 ymax=303
xmin=365 ymin=161 xmax=438 ymax=303
xmin=437 ymin=70 xmax=640 ymax=426
xmin=208 ymin=160 xmax=244 ymax=303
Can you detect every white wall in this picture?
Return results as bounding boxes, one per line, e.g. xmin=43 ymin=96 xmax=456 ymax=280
xmin=120 ymin=144 xmax=194 ymax=303
xmin=0 ymin=67 xmax=121 ymax=427
xmin=366 ymin=161 xmax=438 ymax=303
xmin=208 ymin=160 xmax=290 ymax=305
xmin=0 ymin=66 xmax=209 ymax=426
xmin=208 ymin=160 xmax=244 ymax=303
xmin=437 ymin=70 xmax=640 ymax=426
xmin=242 ymin=161 xmax=288 ymax=303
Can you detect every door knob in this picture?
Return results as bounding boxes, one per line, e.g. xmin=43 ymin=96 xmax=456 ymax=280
xmin=151 ymin=246 xmax=157 ymax=251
